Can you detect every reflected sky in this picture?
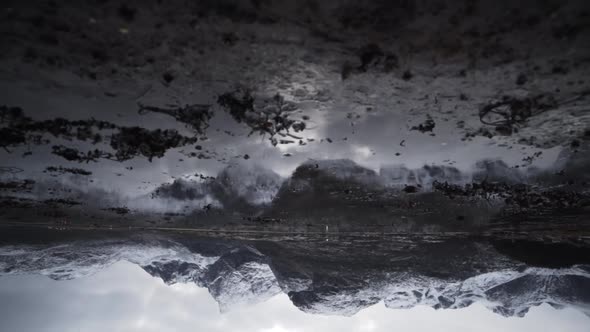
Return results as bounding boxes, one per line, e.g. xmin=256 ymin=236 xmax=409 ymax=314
xmin=1 ymin=0 xmax=589 ymax=228
xmin=0 ymin=78 xmax=563 ymax=195
xmin=0 ymin=261 xmax=588 ymax=332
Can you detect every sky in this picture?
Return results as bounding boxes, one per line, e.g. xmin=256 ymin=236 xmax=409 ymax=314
xmin=0 ymin=261 xmax=588 ymax=332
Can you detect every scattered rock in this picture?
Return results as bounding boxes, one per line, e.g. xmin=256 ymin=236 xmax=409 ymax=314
xmin=43 ymin=198 xmax=81 ymax=206
xmin=411 ymin=115 xmax=436 ymax=133
xmin=44 ymin=166 xmax=92 ymax=176
xmin=552 ymin=65 xmax=568 ymax=75
xmin=222 ymin=32 xmax=239 ymax=46
xmin=110 ymin=127 xmax=198 ymax=162
xmin=162 ymin=71 xmax=175 ymax=84
xmin=138 ymin=103 xmax=212 ymax=134
xmin=102 ymin=207 xmax=130 ymax=215
xmin=402 ymin=70 xmax=413 ymax=81
xmin=0 ymin=179 xmax=35 ymax=192
xmin=51 ymin=146 xmax=110 ymax=163
xmin=433 ymin=180 xmax=587 ymax=210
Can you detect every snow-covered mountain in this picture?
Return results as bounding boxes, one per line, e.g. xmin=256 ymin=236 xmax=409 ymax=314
xmin=1 ymin=235 xmax=589 ymax=317
xmin=199 ymin=246 xmax=282 ymax=312
xmin=288 ymin=266 xmax=590 ymax=317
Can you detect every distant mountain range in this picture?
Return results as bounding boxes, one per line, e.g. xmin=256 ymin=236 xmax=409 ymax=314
xmin=149 ymin=158 xmax=537 ymax=212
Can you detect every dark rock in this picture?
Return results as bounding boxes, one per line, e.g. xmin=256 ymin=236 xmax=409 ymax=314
xmin=411 ymin=115 xmax=435 ymax=133
xmin=118 ymin=5 xmax=137 ymax=22
xmin=516 ymin=74 xmax=527 ymax=85
xmin=552 ymin=65 xmax=568 ymax=75
xmin=222 ymin=32 xmax=239 ymax=46
xmin=402 ymin=70 xmax=413 ymax=81
xmin=44 ymin=166 xmax=92 ymax=176
xmin=384 ymin=54 xmax=399 ymax=72
xmin=358 ymin=43 xmax=384 ymax=72
xmin=162 ymin=72 xmax=175 ymax=84
xmin=102 ymin=207 xmax=130 ymax=215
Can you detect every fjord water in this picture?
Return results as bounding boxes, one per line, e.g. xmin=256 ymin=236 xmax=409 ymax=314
xmin=0 ymin=228 xmax=589 ymax=332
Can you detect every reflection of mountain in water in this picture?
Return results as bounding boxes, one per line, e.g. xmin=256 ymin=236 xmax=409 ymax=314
xmin=150 ymin=157 xmax=589 ymax=232
xmin=1 ymin=230 xmax=589 ymax=317
xmin=2 ymin=155 xmax=588 ymax=233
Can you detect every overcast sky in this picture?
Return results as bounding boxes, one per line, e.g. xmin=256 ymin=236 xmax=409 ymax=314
xmin=0 ymin=261 xmax=588 ymax=332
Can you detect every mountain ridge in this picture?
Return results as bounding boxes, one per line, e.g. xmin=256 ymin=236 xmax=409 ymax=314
xmin=1 ymin=235 xmax=589 ymax=317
